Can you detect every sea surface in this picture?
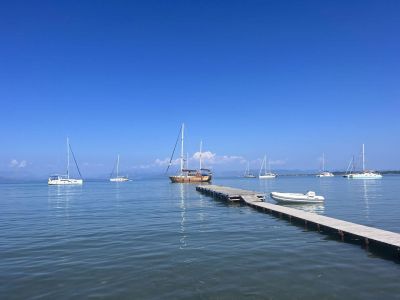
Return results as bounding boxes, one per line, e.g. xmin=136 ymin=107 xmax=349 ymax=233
xmin=1 ymin=176 xmax=400 ymax=299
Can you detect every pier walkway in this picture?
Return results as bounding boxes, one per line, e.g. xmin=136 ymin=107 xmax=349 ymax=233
xmin=196 ymin=185 xmax=400 ymax=258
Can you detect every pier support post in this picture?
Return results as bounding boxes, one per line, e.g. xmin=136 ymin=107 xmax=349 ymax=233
xmin=365 ymin=238 xmax=369 ymax=249
xmin=338 ymin=230 xmax=344 ymax=241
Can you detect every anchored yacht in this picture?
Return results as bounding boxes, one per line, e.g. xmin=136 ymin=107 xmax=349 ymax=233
xmin=110 ymin=155 xmax=129 ymax=182
xmin=346 ymin=144 xmax=382 ymax=179
xmin=48 ymin=138 xmax=83 ymax=185
xmin=316 ymin=153 xmax=334 ymax=177
xmin=168 ymin=124 xmax=212 ymax=183
xmin=259 ymin=155 xmax=276 ymax=179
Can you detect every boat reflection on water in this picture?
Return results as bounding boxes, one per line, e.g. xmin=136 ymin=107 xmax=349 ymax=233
xmin=179 ymin=183 xmax=187 ymax=249
xmin=47 ymin=184 xmax=82 ymax=218
xmin=279 ymin=203 xmax=325 ymax=214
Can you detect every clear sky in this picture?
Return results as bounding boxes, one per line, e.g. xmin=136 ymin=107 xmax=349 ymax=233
xmin=1 ymin=0 xmax=399 ymax=178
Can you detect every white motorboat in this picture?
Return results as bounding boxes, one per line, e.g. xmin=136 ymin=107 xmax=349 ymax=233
xmin=259 ymin=154 xmax=277 ymax=179
xmin=270 ymin=191 xmax=324 ymax=203
xmin=48 ymin=138 xmax=83 ymax=185
xmin=316 ymin=153 xmax=334 ymax=177
xmin=346 ymin=144 xmax=382 ymax=179
xmin=110 ymin=154 xmax=129 ymax=182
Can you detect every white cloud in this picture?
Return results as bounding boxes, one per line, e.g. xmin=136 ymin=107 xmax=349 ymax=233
xmin=9 ymin=159 xmax=28 ymax=168
xmin=154 ymin=158 xmax=180 ymax=166
xmin=132 ymin=151 xmax=245 ymax=170
xmin=9 ymin=159 xmax=18 ymax=167
xmin=19 ymin=160 xmax=27 ymax=168
xmin=192 ymin=151 xmax=216 ymax=161
xmin=191 ymin=151 xmax=245 ymax=165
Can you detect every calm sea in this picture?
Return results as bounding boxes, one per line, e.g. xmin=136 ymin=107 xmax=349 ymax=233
xmin=1 ymin=176 xmax=400 ymax=299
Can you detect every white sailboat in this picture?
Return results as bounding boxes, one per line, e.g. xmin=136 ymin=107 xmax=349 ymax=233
xmin=259 ymin=155 xmax=276 ymax=179
xmin=110 ymin=154 xmax=129 ymax=182
xmin=343 ymin=155 xmax=356 ymax=178
xmin=244 ymin=161 xmax=256 ymax=178
xmin=316 ymin=153 xmax=334 ymax=177
xmin=48 ymin=137 xmax=83 ymax=185
xmin=347 ymin=144 xmax=382 ymax=179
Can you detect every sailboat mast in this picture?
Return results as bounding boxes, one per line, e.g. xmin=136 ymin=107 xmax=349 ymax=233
xmin=67 ymin=137 xmax=70 ymax=179
xmin=322 ymin=153 xmax=325 ymax=172
xmin=180 ymin=123 xmax=184 ymax=174
xmin=199 ymin=140 xmax=202 ymax=170
xmin=362 ymin=144 xmax=365 ymax=172
xmin=117 ymin=154 xmax=120 ymax=178
xmin=264 ymin=154 xmax=267 ymax=175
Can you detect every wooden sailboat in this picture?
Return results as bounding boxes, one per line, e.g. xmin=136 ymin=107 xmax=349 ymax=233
xmin=48 ymin=137 xmax=83 ymax=185
xmin=110 ymin=154 xmax=129 ymax=182
xmin=168 ymin=124 xmax=212 ymax=183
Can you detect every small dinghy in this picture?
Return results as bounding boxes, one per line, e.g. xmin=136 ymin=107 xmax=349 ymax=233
xmin=270 ymin=191 xmax=324 ymax=204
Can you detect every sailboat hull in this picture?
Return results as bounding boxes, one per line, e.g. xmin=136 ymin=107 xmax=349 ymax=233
xmin=110 ymin=177 xmax=129 ymax=182
xmin=347 ymin=172 xmax=382 ymax=179
xmin=48 ymin=178 xmax=83 ymax=185
xmin=259 ymin=174 xmax=276 ymax=179
xmin=169 ymin=175 xmax=212 ymax=183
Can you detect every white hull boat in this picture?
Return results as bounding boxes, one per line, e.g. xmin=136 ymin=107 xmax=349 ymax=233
xmin=259 ymin=174 xmax=277 ymax=179
xmin=270 ymin=191 xmax=324 ymax=204
xmin=110 ymin=155 xmax=129 ymax=182
xmin=346 ymin=144 xmax=382 ymax=180
xmin=110 ymin=177 xmax=129 ymax=182
xmin=48 ymin=177 xmax=83 ymax=185
xmin=243 ymin=161 xmax=256 ymax=178
xmin=48 ymin=138 xmax=83 ymax=185
xmin=347 ymin=172 xmax=382 ymax=179
xmin=316 ymin=171 xmax=334 ymax=177
xmin=316 ymin=153 xmax=334 ymax=177
xmin=259 ymin=154 xmax=276 ymax=179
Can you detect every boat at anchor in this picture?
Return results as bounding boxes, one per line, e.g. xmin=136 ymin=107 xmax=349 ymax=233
xmin=167 ymin=123 xmax=212 ymax=183
xmin=243 ymin=161 xmax=256 ymax=178
xmin=48 ymin=137 xmax=83 ymax=185
xmin=316 ymin=153 xmax=334 ymax=177
xmin=110 ymin=154 xmax=129 ymax=182
xmin=346 ymin=144 xmax=382 ymax=179
xmin=259 ymin=154 xmax=276 ymax=179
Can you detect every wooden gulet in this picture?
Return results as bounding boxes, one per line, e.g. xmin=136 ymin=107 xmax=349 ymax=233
xmin=168 ymin=123 xmax=212 ymax=183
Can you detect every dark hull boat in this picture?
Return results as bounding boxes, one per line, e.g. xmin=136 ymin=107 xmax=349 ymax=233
xmin=169 ymin=169 xmax=212 ymax=183
xmin=167 ymin=124 xmax=212 ymax=183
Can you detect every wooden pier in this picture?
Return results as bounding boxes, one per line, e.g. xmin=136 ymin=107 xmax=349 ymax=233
xmin=196 ymin=185 xmax=400 ymax=259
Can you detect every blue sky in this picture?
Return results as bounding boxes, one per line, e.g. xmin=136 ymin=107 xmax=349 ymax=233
xmin=1 ymin=0 xmax=399 ymax=178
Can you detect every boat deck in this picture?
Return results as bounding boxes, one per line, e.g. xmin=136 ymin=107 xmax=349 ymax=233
xmin=196 ymin=184 xmax=400 ymax=259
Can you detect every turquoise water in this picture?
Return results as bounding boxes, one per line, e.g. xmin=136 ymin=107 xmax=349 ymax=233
xmin=1 ymin=176 xmax=400 ymax=299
